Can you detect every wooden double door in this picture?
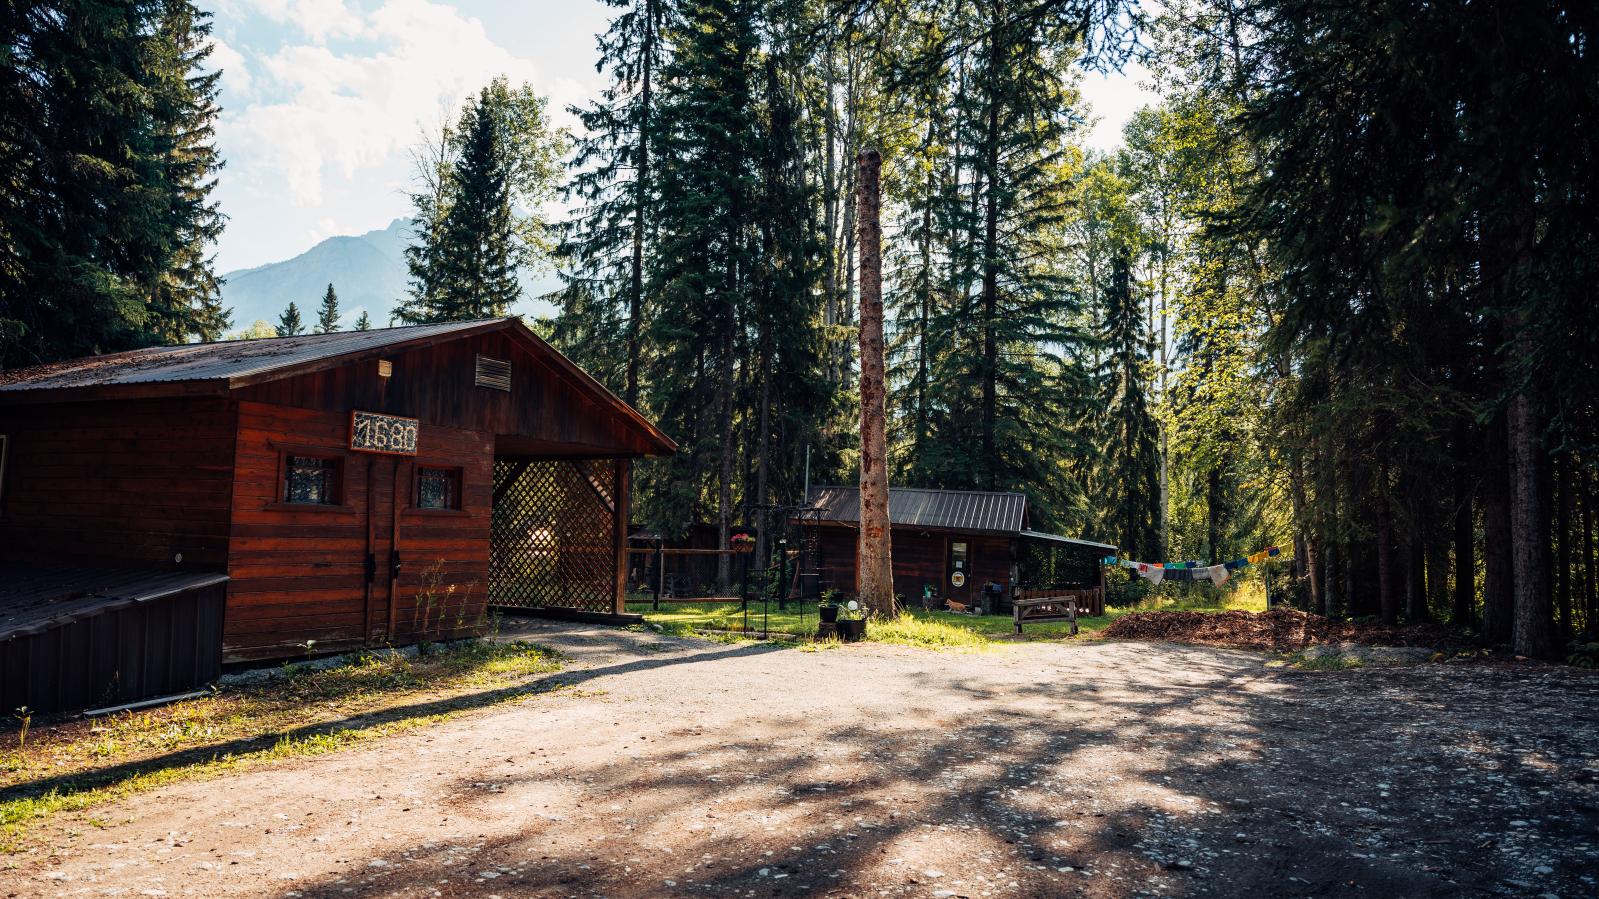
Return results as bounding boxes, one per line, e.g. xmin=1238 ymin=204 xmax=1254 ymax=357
xmin=363 ymin=455 xmax=409 ymax=644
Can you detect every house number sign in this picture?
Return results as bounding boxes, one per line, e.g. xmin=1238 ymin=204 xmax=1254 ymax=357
xmin=350 ymin=411 xmax=418 ymax=455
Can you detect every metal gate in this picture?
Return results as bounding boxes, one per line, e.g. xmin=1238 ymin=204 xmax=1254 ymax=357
xmin=490 ymin=459 xmax=616 ymax=613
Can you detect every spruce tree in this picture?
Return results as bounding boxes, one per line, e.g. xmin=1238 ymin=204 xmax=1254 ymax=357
xmin=640 ymin=0 xmax=760 ymax=563
xmin=1099 ymin=247 xmax=1162 ymax=560
xmin=315 ymin=284 xmax=341 ymax=333
xmin=354 ymin=311 xmax=372 ymax=331
xmin=553 ymin=0 xmax=673 ymax=402
xmin=919 ymin=2 xmax=1093 ymax=524
xmin=275 ymin=302 xmax=305 ymax=337
xmin=398 ymin=78 xmax=566 ymax=324
xmin=0 ymin=0 xmax=228 ymax=365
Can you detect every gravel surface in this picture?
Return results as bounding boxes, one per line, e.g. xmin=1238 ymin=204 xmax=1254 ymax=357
xmin=9 ymin=622 xmax=1598 ymax=898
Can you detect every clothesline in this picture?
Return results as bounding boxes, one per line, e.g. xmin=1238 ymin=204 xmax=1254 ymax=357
xmin=1098 ymin=546 xmax=1282 ymax=586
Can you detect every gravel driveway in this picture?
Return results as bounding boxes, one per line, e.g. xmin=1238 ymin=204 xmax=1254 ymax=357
xmin=10 ymin=622 xmax=1598 ymax=898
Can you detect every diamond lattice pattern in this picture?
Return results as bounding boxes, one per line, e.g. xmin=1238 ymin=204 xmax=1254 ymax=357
xmin=490 ymin=459 xmax=615 ymax=612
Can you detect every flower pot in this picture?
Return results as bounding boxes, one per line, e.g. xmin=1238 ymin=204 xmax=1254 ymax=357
xmin=818 ymin=604 xmax=839 ymax=623
xmin=837 ymin=619 xmax=866 ymax=642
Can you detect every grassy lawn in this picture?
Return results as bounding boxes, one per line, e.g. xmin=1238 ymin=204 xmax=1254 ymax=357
xmin=0 ymin=638 xmax=561 ymax=853
xmin=629 ymin=587 xmax=1267 ymax=650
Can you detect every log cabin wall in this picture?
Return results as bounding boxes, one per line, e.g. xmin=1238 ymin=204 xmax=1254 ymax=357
xmin=0 ymin=397 xmax=235 ymax=570
xmin=812 ymin=524 xmax=1016 ymax=605
xmin=225 ymin=401 xmax=494 ymax=663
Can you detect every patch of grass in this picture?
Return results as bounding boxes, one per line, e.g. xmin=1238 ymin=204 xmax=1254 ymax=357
xmin=627 ymin=600 xmax=821 ymax=637
xmin=0 ymin=639 xmax=560 ymax=852
xmin=865 ymin=614 xmax=995 ymax=651
xmin=629 ymin=596 xmax=1261 ymax=650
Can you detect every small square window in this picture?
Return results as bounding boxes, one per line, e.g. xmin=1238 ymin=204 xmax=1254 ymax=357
xmin=284 ymin=454 xmax=341 ymax=505
xmin=416 ymin=466 xmax=461 ymax=510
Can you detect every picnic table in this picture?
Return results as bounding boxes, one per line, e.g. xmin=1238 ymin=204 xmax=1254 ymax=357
xmin=1010 ymin=587 xmax=1103 ymax=635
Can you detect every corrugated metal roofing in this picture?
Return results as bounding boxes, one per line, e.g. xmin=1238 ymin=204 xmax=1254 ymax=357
xmin=0 ymin=319 xmax=497 ymax=392
xmin=805 ymin=485 xmax=1029 ymax=534
xmin=0 ymin=564 xmax=229 ymax=641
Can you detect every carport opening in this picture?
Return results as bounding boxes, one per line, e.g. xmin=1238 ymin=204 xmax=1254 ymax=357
xmin=489 ymin=457 xmax=620 ymax=615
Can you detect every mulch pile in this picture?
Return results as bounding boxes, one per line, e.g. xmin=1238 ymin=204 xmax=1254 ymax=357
xmin=1102 ymin=607 xmax=1469 ymax=652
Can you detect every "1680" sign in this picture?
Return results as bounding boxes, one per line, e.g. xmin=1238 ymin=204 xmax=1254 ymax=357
xmin=350 ymin=410 xmax=419 ymax=455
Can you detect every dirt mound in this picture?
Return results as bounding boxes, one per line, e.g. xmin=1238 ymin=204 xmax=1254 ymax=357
xmin=1102 ymin=607 xmax=1465 ymax=652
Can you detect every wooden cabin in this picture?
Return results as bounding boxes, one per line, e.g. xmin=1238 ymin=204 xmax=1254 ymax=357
xmin=799 ymin=486 xmax=1114 ymax=614
xmin=0 ymin=318 xmax=675 ymax=706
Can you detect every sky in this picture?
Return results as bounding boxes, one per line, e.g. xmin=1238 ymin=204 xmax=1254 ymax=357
xmin=206 ymin=0 xmax=1158 ymax=273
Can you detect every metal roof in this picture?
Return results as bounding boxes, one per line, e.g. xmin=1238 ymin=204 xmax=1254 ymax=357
xmin=1017 ymin=529 xmax=1118 ymax=552
xmin=0 ymin=564 xmax=229 ymax=641
xmin=805 ymin=485 xmax=1029 ymax=535
xmin=0 ymin=319 xmax=495 ymax=392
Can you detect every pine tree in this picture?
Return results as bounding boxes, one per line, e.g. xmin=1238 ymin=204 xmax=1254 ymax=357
xmin=397 ymin=78 xmax=566 ymax=324
xmin=315 ymin=284 xmax=341 ymax=333
xmin=275 ymin=302 xmax=305 ymax=337
xmin=354 ymin=311 xmax=372 ymax=331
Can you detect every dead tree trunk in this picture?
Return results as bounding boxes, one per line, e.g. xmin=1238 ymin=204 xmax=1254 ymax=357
xmin=855 ymin=147 xmax=895 ymax=617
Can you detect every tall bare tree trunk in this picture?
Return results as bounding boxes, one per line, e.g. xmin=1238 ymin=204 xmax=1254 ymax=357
xmin=1508 ymin=382 xmax=1553 ymax=656
xmin=1375 ymin=465 xmax=1397 ymax=625
xmin=855 ymin=148 xmax=895 ymax=616
xmin=1482 ymin=413 xmax=1515 ymax=643
xmin=1453 ymin=464 xmax=1476 ymax=628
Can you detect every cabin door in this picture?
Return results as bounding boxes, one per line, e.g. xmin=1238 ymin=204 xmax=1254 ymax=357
xmin=946 ymin=537 xmax=975 ymax=604
xmin=364 ymin=455 xmax=408 ymax=644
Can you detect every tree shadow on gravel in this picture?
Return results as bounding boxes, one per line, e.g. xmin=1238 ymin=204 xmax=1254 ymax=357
xmin=280 ymin=647 xmax=1599 ymax=898
xmin=1 ymin=639 xmax=787 ymax=805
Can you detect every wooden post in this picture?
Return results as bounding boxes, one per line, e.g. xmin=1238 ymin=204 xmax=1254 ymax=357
xmin=613 ymin=458 xmax=631 ymax=615
xmin=855 ymin=147 xmax=896 ymax=617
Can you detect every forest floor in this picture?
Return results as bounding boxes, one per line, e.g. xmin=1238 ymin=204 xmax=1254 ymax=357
xmin=6 ymin=620 xmax=1598 ymax=899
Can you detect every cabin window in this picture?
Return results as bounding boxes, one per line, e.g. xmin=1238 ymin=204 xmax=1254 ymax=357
xmin=416 ymin=466 xmax=462 ymax=510
xmin=283 ymin=454 xmax=341 ymax=505
xmin=951 ymin=541 xmax=968 ymax=573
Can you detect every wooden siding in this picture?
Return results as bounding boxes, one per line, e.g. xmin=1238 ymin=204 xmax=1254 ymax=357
xmin=225 ymin=401 xmax=492 ymax=662
xmin=234 ymin=330 xmax=656 ymax=456
xmin=0 ymin=398 xmax=235 ymax=569
xmin=813 ymin=524 xmax=1015 ymax=605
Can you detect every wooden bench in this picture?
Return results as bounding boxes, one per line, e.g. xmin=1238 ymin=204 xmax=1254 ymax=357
xmin=1011 ymin=588 xmax=1103 ymax=635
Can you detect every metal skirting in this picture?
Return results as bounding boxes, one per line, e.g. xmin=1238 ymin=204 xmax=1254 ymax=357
xmin=0 ymin=568 xmax=227 ymax=716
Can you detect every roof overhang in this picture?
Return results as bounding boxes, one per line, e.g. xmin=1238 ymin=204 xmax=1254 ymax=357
xmin=0 ymin=318 xmax=676 ymax=456
xmin=1017 ymin=529 xmax=1117 ymax=552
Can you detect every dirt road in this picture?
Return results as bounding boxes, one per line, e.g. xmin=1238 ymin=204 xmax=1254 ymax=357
xmin=10 ymin=623 xmax=1598 ymax=898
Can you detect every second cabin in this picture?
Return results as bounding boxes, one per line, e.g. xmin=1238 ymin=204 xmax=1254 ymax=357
xmin=800 ymin=486 xmax=1114 ymax=615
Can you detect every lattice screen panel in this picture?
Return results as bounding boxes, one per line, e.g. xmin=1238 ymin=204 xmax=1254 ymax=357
xmin=490 ymin=459 xmax=615 ymax=612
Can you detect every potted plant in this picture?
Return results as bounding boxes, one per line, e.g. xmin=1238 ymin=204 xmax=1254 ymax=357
xmin=817 ymin=589 xmax=840 ymax=623
xmin=730 ymin=532 xmax=756 ymax=553
xmin=836 ymin=600 xmax=866 ymax=642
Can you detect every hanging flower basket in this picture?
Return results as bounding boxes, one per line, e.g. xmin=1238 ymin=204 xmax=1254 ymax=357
xmin=730 ymin=534 xmax=756 ymax=553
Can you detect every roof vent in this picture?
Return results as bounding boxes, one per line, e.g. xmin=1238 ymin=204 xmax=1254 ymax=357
xmin=475 ymin=354 xmax=511 ymax=392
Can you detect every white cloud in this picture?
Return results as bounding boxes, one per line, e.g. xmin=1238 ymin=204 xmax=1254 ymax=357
xmin=246 ymin=0 xmax=366 ymax=42
xmin=206 ymin=36 xmax=252 ymax=97
xmin=219 ymin=0 xmax=551 ymax=207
